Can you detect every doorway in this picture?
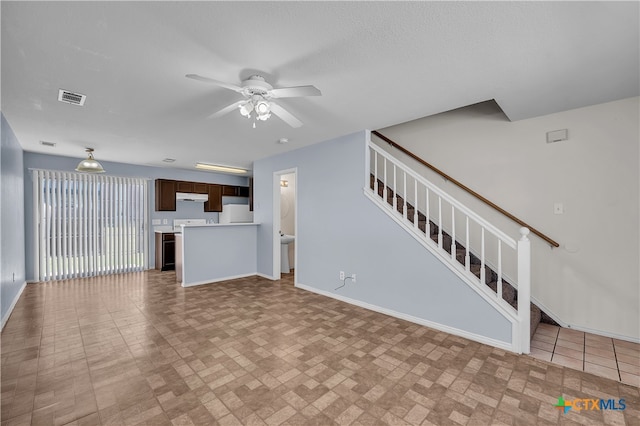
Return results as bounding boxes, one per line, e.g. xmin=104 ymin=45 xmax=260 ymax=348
xmin=273 ymin=168 xmax=297 ymax=282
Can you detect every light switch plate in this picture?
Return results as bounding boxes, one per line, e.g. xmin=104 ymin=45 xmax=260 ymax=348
xmin=152 ymin=219 xmax=161 ymax=225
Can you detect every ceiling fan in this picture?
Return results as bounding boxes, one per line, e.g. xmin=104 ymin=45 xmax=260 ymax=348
xmin=186 ymin=74 xmax=321 ymax=128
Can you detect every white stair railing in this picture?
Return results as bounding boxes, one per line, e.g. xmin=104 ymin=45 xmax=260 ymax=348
xmin=365 ymin=138 xmax=531 ymax=354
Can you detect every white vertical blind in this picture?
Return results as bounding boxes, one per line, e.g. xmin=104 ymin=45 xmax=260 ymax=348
xmin=33 ymin=170 xmax=148 ymax=281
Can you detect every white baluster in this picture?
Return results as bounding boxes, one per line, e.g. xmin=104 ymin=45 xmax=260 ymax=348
xmin=425 ymin=187 xmax=430 ymax=239
xmin=373 ymin=150 xmax=378 ymax=195
xmin=480 ymin=227 xmax=485 ymax=285
xmin=403 ymin=171 xmax=407 ymax=220
xmin=451 ymin=205 xmax=456 ymax=261
xmin=383 ymin=158 xmax=387 ymax=205
xmin=517 ymin=227 xmax=531 ymax=354
xmin=465 ymin=217 xmax=470 ymax=271
xmin=393 ymin=164 xmax=397 ymax=212
xmin=414 ymin=180 xmax=418 ymax=229
xmin=438 ymin=197 xmax=443 ymax=249
xmin=497 ymin=240 xmax=502 ymax=302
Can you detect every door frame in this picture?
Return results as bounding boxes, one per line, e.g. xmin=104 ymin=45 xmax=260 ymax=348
xmin=272 ymin=167 xmax=298 ymax=281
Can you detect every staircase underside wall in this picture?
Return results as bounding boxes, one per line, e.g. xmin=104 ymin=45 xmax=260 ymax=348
xmin=254 ymin=131 xmax=512 ymax=346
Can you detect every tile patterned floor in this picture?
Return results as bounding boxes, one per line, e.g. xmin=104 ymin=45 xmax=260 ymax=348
xmin=1 ymin=270 xmax=638 ymax=425
xmin=531 ymin=323 xmax=640 ymax=387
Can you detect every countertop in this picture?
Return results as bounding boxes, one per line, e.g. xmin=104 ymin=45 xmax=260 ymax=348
xmin=154 ymin=223 xmax=259 ymax=234
xmin=181 ymin=223 xmax=260 ymax=228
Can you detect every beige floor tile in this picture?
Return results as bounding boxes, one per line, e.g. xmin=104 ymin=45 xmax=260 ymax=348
xmin=553 ymin=345 xmax=583 ymax=361
xmin=583 ymin=362 xmax=619 ymax=381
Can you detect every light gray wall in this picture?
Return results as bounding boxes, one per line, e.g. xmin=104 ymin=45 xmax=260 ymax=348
xmin=379 ymin=97 xmax=640 ymax=341
xmin=1 ymin=114 xmax=26 ymax=326
xmin=254 ymin=131 xmax=512 ymax=343
xmin=181 ymin=225 xmax=257 ymax=285
xmin=23 ymin=152 xmax=249 ymax=280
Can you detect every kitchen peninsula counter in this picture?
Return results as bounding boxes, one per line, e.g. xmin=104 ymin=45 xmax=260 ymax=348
xmin=176 ymin=223 xmax=259 ymax=287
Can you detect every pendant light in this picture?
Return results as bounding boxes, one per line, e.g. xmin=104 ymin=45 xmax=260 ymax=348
xmin=75 ymin=148 xmax=105 ymax=173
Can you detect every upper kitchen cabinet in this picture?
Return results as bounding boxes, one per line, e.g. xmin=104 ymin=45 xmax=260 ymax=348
xmin=155 ymin=179 xmax=176 ymax=211
xmin=221 ymin=185 xmax=236 ymax=196
xmin=204 ymin=184 xmax=222 ymax=212
xmin=238 ymin=186 xmax=250 ymax=197
xmin=155 ymin=179 xmax=248 ymax=212
xmin=222 ymin=185 xmax=250 ymax=197
xmin=193 ymin=183 xmax=208 ymax=194
xmin=176 ymin=181 xmax=193 ymax=193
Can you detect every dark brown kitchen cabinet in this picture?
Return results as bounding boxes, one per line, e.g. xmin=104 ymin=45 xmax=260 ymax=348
xmin=193 ymin=183 xmax=208 ymax=193
xmin=155 ymin=179 xmax=176 ymax=211
xmin=222 ymin=185 xmax=250 ymax=197
xmin=155 ymin=232 xmax=175 ymax=271
xmin=204 ymin=184 xmax=222 ymax=212
xmin=222 ymin=185 xmax=238 ymax=196
xmin=238 ymin=186 xmax=250 ymax=197
xmin=156 ymin=179 xmax=247 ymax=212
xmin=176 ymin=181 xmax=193 ymax=192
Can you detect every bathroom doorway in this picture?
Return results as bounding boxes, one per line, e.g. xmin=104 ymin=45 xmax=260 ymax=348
xmin=273 ymin=168 xmax=297 ymax=283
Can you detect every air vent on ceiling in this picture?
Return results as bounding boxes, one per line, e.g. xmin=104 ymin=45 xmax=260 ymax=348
xmin=40 ymin=140 xmax=56 ymax=147
xmin=58 ymin=89 xmax=86 ymax=106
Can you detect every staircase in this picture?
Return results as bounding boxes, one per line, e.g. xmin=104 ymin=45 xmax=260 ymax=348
xmin=365 ymin=137 xmax=538 ymax=353
xmin=370 ymin=174 xmax=543 ymax=340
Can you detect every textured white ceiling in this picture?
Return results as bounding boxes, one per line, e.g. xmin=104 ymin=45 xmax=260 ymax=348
xmin=2 ymin=2 xmax=638 ymax=172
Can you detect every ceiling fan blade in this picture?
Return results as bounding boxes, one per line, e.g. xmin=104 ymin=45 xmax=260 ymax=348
xmin=208 ymin=101 xmax=245 ymax=119
xmin=270 ymin=103 xmax=303 ymax=128
xmin=186 ymin=74 xmax=244 ymax=93
xmin=269 ymin=85 xmax=322 ymax=98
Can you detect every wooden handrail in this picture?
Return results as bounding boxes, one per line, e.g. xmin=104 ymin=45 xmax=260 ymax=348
xmin=371 ymin=130 xmax=560 ymax=248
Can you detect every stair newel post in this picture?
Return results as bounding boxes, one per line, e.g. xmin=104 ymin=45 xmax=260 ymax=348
xmin=517 ymin=227 xmax=531 ymax=354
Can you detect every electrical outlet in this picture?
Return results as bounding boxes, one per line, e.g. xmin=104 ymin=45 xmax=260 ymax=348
xmin=352 ymin=274 xmax=356 ymax=283
xmin=163 ymin=219 xmax=168 ymax=224
xmin=339 ymin=271 xmax=345 ymax=280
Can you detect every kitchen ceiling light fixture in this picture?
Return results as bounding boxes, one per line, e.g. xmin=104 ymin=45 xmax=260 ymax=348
xmin=75 ymin=148 xmax=105 ymax=173
xmin=195 ymin=162 xmax=248 ymax=174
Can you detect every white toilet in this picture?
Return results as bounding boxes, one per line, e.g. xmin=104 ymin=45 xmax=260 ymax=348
xmin=280 ymin=234 xmax=295 ymax=273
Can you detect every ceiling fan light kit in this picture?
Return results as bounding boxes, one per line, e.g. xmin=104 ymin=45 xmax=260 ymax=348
xmin=186 ymin=73 xmax=321 ymax=128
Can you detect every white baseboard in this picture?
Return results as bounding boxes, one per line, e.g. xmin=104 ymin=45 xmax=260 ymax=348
xmin=182 ymin=273 xmax=257 ymax=288
xmin=1 ymin=281 xmax=27 ymax=331
xmin=295 ymin=282 xmax=515 ymax=353
xmin=559 ymin=323 xmax=639 ymax=344
xmin=256 ymin=272 xmax=277 ymax=281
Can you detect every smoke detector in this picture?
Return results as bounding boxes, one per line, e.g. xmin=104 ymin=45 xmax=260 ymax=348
xmin=58 ymin=89 xmax=86 ymax=106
